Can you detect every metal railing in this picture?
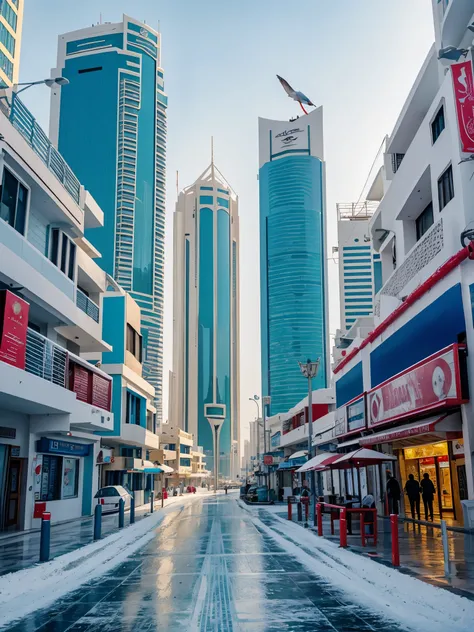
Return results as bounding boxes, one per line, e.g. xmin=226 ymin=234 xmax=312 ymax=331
xmin=8 ymin=94 xmax=81 ymax=204
xmin=76 ymin=288 xmax=100 ymax=323
xmin=25 ymin=328 xmax=68 ymax=387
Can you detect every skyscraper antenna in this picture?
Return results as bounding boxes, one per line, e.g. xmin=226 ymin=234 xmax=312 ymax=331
xmin=211 ymin=137 xmax=215 ymax=179
xmin=99 ymin=12 xmax=102 ymax=25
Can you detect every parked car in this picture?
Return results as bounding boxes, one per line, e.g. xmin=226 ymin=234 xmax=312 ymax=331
xmin=94 ymin=485 xmax=132 ymax=513
xmin=246 ymin=485 xmax=258 ymax=502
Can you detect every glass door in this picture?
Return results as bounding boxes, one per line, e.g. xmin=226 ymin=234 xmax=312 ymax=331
xmin=419 ymin=457 xmax=440 ymax=517
xmin=437 ymin=455 xmax=453 ymax=511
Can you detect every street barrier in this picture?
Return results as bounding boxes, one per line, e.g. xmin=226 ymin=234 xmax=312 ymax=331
xmin=130 ymin=496 xmax=135 ymax=525
xmin=119 ymin=498 xmax=125 ymax=528
xmin=93 ymin=504 xmax=102 ymax=540
xmin=287 ymin=497 xmax=292 ymax=521
xmin=317 ymin=502 xmax=377 ymax=548
xmin=441 ymin=519 xmax=450 ymax=576
xmin=150 ymin=491 xmax=155 ymax=514
xmin=39 ymin=512 xmax=51 ymax=562
xmin=390 ymin=514 xmax=400 ymax=566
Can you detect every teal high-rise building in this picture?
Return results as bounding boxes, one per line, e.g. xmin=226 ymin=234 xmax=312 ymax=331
xmin=50 ymin=16 xmax=167 ymax=421
xmin=259 ymin=109 xmax=329 ymax=416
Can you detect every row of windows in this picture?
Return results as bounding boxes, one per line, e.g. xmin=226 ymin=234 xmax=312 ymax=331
xmin=0 ymin=21 xmax=14 ymax=56
xmin=126 ymin=324 xmax=143 ymax=362
xmin=413 ymin=166 xmax=454 ymax=243
xmin=1 ymin=1 xmax=17 ymax=32
xmin=49 ymin=228 xmax=76 ymax=281
xmin=126 ymin=391 xmax=141 ymax=425
xmin=0 ymin=47 xmax=12 ymax=79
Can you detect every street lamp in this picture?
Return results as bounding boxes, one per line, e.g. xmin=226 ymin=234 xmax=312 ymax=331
xmin=14 ymin=77 xmax=69 ymax=96
xmin=298 ymin=358 xmax=320 ymax=509
xmin=249 ymin=395 xmax=261 ymax=477
xmin=262 ymin=395 xmax=271 ymax=499
xmin=206 ymin=415 xmax=224 ymax=494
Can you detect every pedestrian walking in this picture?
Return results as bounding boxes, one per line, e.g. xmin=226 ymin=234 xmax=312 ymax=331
xmin=404 ymin=474 xmax=421 ymax=520
xmin=386 ymin=471 xmax=401 ymax=515
xmin=420 ymin=472 xmax=436 ymax=521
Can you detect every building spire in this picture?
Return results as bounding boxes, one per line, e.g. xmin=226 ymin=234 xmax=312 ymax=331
xmin=211 ymin=136 xmax=215 ymax=180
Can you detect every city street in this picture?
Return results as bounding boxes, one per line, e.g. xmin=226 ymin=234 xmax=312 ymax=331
xmin=1 ymin=493 xmax=414 ymax=632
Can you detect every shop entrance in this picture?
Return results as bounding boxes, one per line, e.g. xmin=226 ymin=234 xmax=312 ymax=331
xmin=403 ymin=442 xmax=454 ymax=519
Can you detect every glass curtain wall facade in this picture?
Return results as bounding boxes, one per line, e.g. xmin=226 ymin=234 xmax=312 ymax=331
xmin=0 ymin=0 xmax=23 ymax=87
xmin=259 ymin=111 xmax=328 ymax=416
xmin=50 ymin=16 xmax=167 ymax=421
xmin=170 ymin=165 xmax=240 ymax=479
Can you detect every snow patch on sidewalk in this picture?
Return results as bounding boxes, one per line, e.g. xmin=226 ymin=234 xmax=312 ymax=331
xmin=242 ymin=503 xmax=474 ymax=632
xmin=0 ymin=494 xmax=201 ymax=628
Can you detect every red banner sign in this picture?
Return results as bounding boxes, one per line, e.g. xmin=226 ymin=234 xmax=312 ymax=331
xmin=0 ymin=291 xmax=29 ymax=370
xmin=368 ymin=345 xmax=465 ymax=428
xmin=452 ymin=60 xmax=474 ymax=153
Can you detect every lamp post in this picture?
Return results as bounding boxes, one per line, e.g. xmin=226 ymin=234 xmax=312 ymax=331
xmin=298 ymin=359 xmax=320 ymax=509
xmin=249 ymin=395 xmax=261 ymax=480
xmin=262 ymin=396 xmax=272 ymax=499
xmin=206 ymin=416 xmax=224 ymax=494
xmin=14 ymin=76 xmax=69 ymax=96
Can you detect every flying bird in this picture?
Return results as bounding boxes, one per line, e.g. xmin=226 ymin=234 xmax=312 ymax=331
xmin=277 ymin=75 xmax=315 ymax=114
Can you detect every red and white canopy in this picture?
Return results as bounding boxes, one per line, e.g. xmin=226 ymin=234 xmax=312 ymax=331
xmin=332 ymin=448 xmax=397 ymax=469
xmin=296 ymin=453 xmax=340 ymax=473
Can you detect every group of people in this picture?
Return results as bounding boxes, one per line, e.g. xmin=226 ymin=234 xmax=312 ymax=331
xmin=386 ymin=471 xmax=437 ymax=521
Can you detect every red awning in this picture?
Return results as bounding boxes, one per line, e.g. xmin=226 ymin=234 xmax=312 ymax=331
xmin=359 ymin=413 xmax=462 ymax=448
xmin=312 ymin=454 xmax=342 ymax=471
xmin=332 ymin=448 xmax=397 ymax=468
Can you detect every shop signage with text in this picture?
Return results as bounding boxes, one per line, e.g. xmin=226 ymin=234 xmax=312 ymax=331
xmin=368 ymin=345 xmax=465 ymax=428
xmin=0 ymin=290 xmax=29 ymax=370
xmin=452 ymin=60 xmax=474 ymax=153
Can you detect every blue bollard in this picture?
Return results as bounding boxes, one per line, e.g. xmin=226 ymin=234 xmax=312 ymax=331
xmin=119 ymin=498 xmax=125 ymax=528
xmin=39 ymin=512 xmax=51 ymax=562
xmin=130 ymin=495 xmax=135 ymax=524
xmin=150 ymin=490 xmax=154 ymax=514
xmin=94 ymin=503 xmax=102 ymax=540
xmin=297 ymin=502 xmax=303 ymax=522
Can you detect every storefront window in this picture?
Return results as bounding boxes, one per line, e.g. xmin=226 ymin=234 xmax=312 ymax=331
xmin=40 ymin=455 xmax=62 ymax=501
xmin=62 ymin=458 xmax=79 ymax=499
xmin=404 ymin=442 xmax=448 ymax=460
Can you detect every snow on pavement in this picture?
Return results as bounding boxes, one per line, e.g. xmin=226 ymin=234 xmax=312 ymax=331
xmin=0 ymin=493 xmax=202 ymax=628
xmin=242 ymin=502 xmax=474 ymax=632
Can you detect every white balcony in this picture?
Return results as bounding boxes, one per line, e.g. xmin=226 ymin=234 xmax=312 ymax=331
xmin=120 ymin=423 xmax=159 ymax=450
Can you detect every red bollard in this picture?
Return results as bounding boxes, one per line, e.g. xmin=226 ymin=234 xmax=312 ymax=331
xmin=340 ymin=508 xmax=347 ymax=548
xmin=287 ymin=497 xmax=292 ymax=521
xmin=390 ymin=514 xmax=400 ymax=567
xmin=316 ymin=503 xmax=323 ymax=536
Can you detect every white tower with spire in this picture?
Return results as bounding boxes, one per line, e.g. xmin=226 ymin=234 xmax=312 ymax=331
xmin=169 ymin=158 xmax=240 ymax=480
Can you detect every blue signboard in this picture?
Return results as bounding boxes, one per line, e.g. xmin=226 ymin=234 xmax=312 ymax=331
xmin=36 ymin=438 xmax=91 ymax=457
xmin=271 ymin=431 xmax=281 ymax=448
xmin=346 ymin=396 xmax=366 ymax=432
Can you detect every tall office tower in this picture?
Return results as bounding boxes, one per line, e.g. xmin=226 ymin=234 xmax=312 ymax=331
xmin=49 ymin=16 xmax=167 ymax=420
xmin=0 ymin=0 xmax=24 ymax=87
xmin=169 ymin=162 xmax=240 ymax=479
xmin=336 ymin=202 xmax=381 ymax=332
xmin=259 ymin=109 xmax=328 ymax=416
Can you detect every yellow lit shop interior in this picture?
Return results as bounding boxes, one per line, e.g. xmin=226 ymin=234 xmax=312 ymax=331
xmin=398 ymin=439 xmax=466 ymax=521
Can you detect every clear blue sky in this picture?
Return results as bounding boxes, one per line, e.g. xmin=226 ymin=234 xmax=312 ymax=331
xmin=20 ymin=0 xmax=435 ymax=440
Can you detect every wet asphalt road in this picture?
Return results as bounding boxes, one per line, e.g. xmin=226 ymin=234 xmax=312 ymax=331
xmin=2 ymin=494 xmax=409 ymax=631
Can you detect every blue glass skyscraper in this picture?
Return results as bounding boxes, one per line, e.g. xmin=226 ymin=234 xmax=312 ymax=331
xmin=259 ymin=109 xmax=328 ymax=416
xmin=50 ymin=16 xmax=167 ymax=421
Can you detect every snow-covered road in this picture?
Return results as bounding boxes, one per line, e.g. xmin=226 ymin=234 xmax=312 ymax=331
xmin=1 ymin=494 xmax=472 ymax=631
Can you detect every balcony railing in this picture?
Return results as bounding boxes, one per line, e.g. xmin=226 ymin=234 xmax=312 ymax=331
xmin=76 ymin=288 xmax=100 ymax=323
xmin=25 ymin=328 xmax=68 ymax=387
xmin=8 ymin=94 xmax=81 ymax=204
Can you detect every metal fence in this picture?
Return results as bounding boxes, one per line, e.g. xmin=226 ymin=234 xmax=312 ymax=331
xmin=76 ymin=288 xmax=100 ymax=323
xmin=25 ymin=329 xmax=68 ymax=387
xmin=9 ymin=94 xmax=81 ymax=204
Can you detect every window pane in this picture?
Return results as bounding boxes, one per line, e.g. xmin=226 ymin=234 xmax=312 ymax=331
xmin=135 ymin=396 xmax=141 ymax=425
xmin=14 ymin=183 xmax=27 ymax=235
xmin=62 ymin=458 xmax=79 ymax=499
xmin=60 ymin=233 xmax=68 ymax=273
xmin=68 ymin=242 xmax=76 ymax=280
xmin=0 ymin=169 xmax=18 ymax=227
xmin=40 ymin=455 xmax=62 ymax=501
xmin=50 ymin=228 xmax=59 ymax=265
xmin=126 ymin=391 xmax=130 ymax=424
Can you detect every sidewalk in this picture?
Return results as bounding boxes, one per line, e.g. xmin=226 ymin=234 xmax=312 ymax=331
xmin=268 ymin=503 xmax=474 ymax=597
xmin=0 ymin=491 xmax=206 ymax=577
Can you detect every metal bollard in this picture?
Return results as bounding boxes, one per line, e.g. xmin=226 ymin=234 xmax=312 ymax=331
xmin=390 ymin=514 xmax=400 ymax=567
xmin=340 ymin=508 xmax=348 ymax=548
xmin=150 ymin=490 xmax=154 ymax=514
xmin=39 ymin=512 xmax=51 ymax=562
xmin=297 ymin=501 xmax=303 ymax=522
xmin=316 ymin=503 xmax=323 ymax=537
xmin=130 ymin=495 xmax=135 ymax=525
xmin=119 ymin=498 xmax=125 ymax=528
xmin=441 ymin=519 xmax=450 ymax=576
xmin=93 ymin=504 xmax=102 ymax=540
xmin=161 ymin=491 xmax=164 ymax=508
xmin=287 ymin=497 xmax=292 ymax=521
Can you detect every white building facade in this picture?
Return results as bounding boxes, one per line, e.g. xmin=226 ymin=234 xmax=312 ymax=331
xmin=169 ymin=163 xmax=240 ymax=480
xmin=0 ymin=90 xmax=113 ymax=531
xmin=332 ymin=0 xmax=474 ymax=525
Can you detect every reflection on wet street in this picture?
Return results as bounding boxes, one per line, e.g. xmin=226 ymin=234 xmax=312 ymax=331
xmin=3 ymin=494 xmax=409 ymax=631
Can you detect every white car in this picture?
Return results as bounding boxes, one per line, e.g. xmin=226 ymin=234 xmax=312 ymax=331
xmin=94 ymin=485 xmax=132 ymax=513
